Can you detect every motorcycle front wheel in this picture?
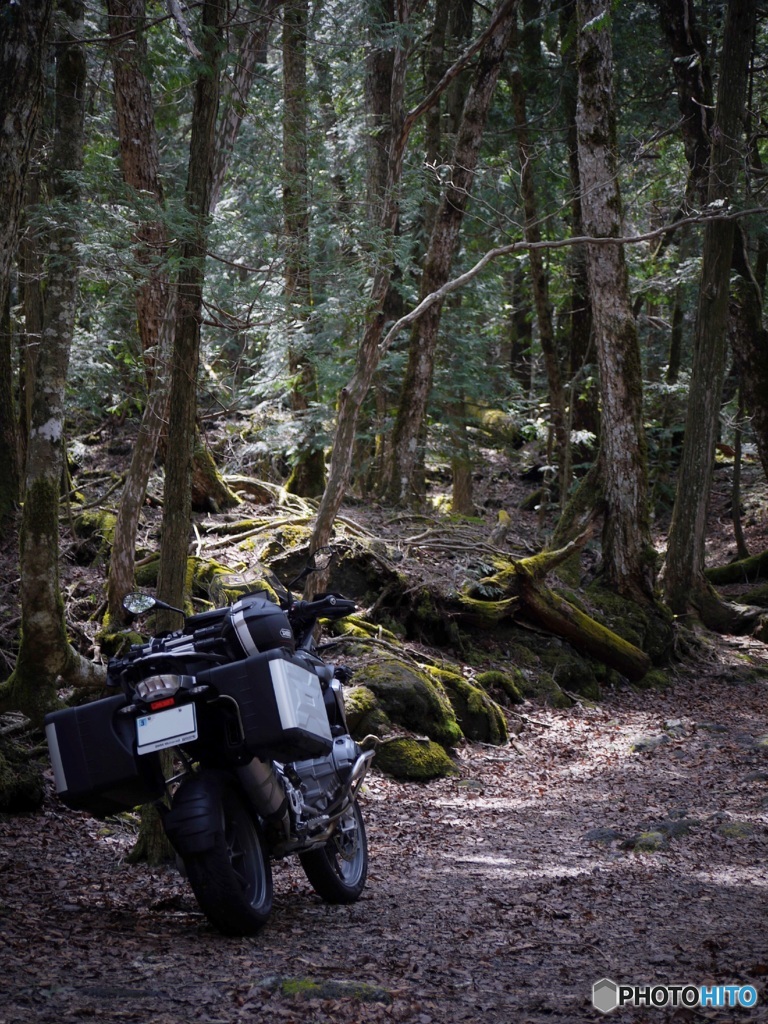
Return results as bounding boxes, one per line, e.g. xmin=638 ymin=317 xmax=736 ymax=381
xmin=299 ymin=799 xmax=368 ymax=903
xmin=183 ymin=778 xmax=273 ymax=936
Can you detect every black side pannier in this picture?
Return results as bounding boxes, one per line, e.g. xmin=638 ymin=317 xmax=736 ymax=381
xmin=45 ymin=695 xmax=165 ymax=818
xmin=199 ymin=648 xmax=333 ymax=762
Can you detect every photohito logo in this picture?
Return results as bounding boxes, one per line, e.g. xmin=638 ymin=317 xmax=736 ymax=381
xmin=592 ymin=978 xmax=758 ymax=1014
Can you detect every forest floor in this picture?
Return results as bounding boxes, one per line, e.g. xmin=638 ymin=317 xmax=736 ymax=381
xmin=1 ymin=431 xmax=768 ymax=1023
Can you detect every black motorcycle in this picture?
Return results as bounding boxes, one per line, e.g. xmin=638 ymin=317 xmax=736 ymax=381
xmin=44 ymin=556 xmax=373 ymax=935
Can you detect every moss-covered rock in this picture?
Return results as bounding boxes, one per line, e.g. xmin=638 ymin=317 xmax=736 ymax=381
xmin=344 ymin=685 xmax=392 ymax=739
xmin=518 ymin=669 xmax=572 ymax=708
xmin=261 ymin=976 xmax=392 ymax=1003
xmin=72 ymin=509 xmax=117 ymax=564
xmin=425 ymin=667 xmax=507 ymax=745
xmin=374 ymin=737 xmax=458 ymax=780
xmin=359 ymin=657 xmax=463 ymax=747
xmin=135 ymin=557 xmax=160 ymax=588
xmin=0 ymin=740 xmax=44 ymax=812
xmin=621 ymin=830 xmax=667 ymax=853
xmin=474 ymin=669 xmax=524 ymax=705
xmin=634 ymin=668 xmax=670 ymax=690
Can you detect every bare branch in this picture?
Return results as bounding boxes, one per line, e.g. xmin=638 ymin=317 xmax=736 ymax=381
xmin=378 ymin=205 xmax=768 ymax=355
xmin=166 ymin=0 xmax=201 ymax=57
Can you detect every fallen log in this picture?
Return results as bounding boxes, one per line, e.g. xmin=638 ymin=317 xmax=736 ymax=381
xmin=705 ymin=548 xmax=768 ymax=586
xmin=460 ymin=533 xmax=652 ymax=683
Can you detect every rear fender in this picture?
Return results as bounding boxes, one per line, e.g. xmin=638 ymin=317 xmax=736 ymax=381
xmin=163 ymin=773 xmax=230 ymax=856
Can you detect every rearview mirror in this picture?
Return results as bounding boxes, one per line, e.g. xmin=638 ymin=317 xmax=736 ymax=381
xmin=123 ymin=593 xmax=158 ymax=616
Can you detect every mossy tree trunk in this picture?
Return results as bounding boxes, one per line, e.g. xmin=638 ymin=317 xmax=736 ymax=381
xmin=156 ymin=0 xmax=224 ymax=631
xmin=0 ymin=0 xmax=54 ymax=522
xmin=662 ymin=0 xmax=756 ymax=624
xmin=558 ymin=0 xmax=597 ymax=441
xmin=0 ymin=0 xmax=104 ymax=724
xmin=576 ymin=1 xmax=654 ymax=602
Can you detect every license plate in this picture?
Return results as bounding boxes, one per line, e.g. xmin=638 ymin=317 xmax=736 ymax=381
xmin=136 ymin=704 xmax=197 ymax=754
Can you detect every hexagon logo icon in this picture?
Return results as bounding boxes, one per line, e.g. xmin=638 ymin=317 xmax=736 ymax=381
xmin=593 ymin=978 xmax=619 ymax=1014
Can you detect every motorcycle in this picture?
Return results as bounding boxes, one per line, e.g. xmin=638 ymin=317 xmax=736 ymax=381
xmin=44 ymin=553 xmax=374 ymax=935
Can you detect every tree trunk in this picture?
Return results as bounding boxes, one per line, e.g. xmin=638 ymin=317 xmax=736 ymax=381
xmin=655 ymin=0 xmax=712 ymax=209
xmin=106 ymin=0 xmax=174 ymax=624
xmin=18 ymin=166 xmax=47 ymax=482
xmin=0 ymin=0 xmax=103 ymax=723
xmin=510 ymin=52 xmax=568 ymax=501
xmin=557 ymin=0 xmax=597 ymax=440
xmin=383 ymin=0 xmax=518 ymax=506
xmin=576 ymin=1 xmax=654 ymax=601
xmin=210 ymin=2 xmax=277 ymax=211
xmin=0 ymin=288 xmax=19 ymax=521
xmin=662 ymin=0 xmax=756 ymax=620
xmin=156 ymin=0 xmax=224 ymax=630
xmin=0 ymin=0 xmax=54 ymax=521
xmin=107 ymin=297 xmax=174 ymax=623
xmin=729 ymin=273 xmax=768 ymax=483
xmin=282 ymin=0 xmax=325 ymax=498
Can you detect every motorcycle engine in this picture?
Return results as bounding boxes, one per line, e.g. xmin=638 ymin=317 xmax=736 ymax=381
xmin=291 ymin=735 xmax=360 ymax=814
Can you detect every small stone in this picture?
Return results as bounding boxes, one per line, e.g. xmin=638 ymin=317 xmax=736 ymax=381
xmin=632 ymin=735 xmax=670 ymax=753
xmin=583 ymin=827 xmax=625 ymax=844
xmin=621 ymin=830 xmax=667 ymax=852
xmin=663 ymin=719 xmax=686 ymax=736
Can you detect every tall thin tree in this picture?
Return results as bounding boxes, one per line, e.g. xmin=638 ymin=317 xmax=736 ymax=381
xmin=662 ymin=0 xmax=757 ymax=623
xmin=576 ymin=0 xmax=654 ymax=600
xmin=382 ymin=0 xmax=519 ymax=506
xmin=282 ymin=0 xmax=326 ymax=497
xmin=156 ymin=0 xmax=225 ymax=629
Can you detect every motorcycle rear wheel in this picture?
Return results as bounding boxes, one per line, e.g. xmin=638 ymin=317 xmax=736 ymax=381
xmin=184 ymin=779 xmax=273 ymax=935
xmin=299 ymin=799 xmax=368 ymax=903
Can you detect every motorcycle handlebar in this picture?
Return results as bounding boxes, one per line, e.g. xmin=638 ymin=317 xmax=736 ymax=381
xmin=289 ymin=593 xmax=357 ymax=623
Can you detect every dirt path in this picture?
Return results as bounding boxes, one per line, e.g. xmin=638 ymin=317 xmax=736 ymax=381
xmin=2 ymin=640 xmax=768 ymax=1024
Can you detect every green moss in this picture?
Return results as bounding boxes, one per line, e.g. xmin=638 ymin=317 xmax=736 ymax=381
xmin=475 ymin=669 xmax=524 ymax=705
xmin=73 ymin=508 xmax=117 ymax=542
xmin=519 ymin=670 xmax=572 ymax=708
xmin=717 ymin=821 xmax=755 ymax=840
xmin=344 ymin=686 xmax=392 ymax=738
xmin=278 ymin=977 xmax=392 ymax=1003
xmin=539 ymin=649 xmax=602 ymax=700
xmin=361 ymin=658 xmax=463 ymax=746
xmin=628 ymin=830 xmax=667 ymax=853
xmin=72 ymin=509 xmax=117 ymax=563
xmin=584 ymin=582 xmax=674 ymax=663
xmin=425 ymin=667 xmax=507 ymax=745
xmin=333 ymin=616 xmax=398 ymax=642
xmin=135 ymin=558 xmax=160 ymax=588
xmin=374 ymin=737 xmax=458 ymax=780
xmin=634 ymin=668 xmax=669 ymax=690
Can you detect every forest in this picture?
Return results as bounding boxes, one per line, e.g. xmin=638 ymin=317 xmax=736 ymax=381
xmin=1 ymin=0 xmax=766 ymax=727
xmin=1 ymin=0 xmax=768 ymax=1019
